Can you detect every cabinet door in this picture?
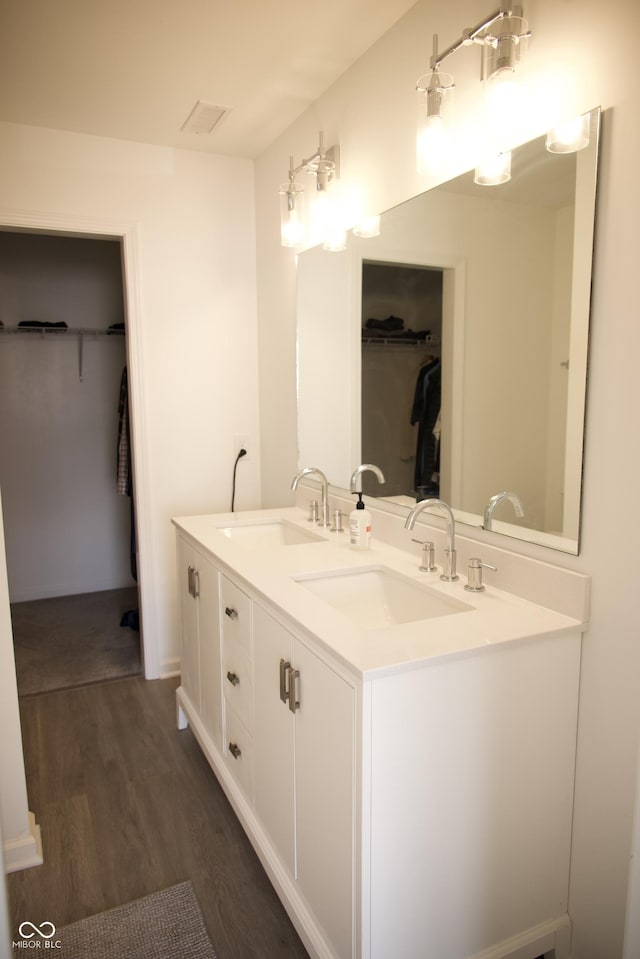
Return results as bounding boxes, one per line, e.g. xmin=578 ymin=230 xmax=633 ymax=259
xmin=197 ymin=558 xmax=222 ymax=750
xmin=176 ymin=536 xmax=201 ymax=710
xmin=295 ymin=641 xmax=355 ymax=959
xmin=253 ymin=604 xmax=295 ymax=874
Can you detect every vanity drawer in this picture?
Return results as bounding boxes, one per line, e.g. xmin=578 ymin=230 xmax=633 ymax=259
xmin=222 ymin=644 xmax=253 ymax=732
xmin=224 ymin=703 xmax=253 ymax=800
xmin=220 ymin=575 xmax=252 ymax=657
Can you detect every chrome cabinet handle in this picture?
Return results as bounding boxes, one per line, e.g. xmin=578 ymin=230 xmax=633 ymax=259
xmin=225 ymin=606 xmax=238 ymax=620
xmin=226 ymin=671 xmax=240 ymax=687
xmin=287 ymin=666 xmax=300 ymax=713
xmin=187 ymin=566 xmax=200 ymax=598
xmin=279 ymin=659 xmax=291 ymax=704
xmin=228 ymin=742 xmax=242 ymax=760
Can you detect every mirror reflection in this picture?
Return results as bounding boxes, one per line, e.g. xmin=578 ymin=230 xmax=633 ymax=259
xmin=296 ymin=108 xmax=600 ymax=554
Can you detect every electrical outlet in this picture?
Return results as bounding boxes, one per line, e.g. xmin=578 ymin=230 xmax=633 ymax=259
xmin=234 ymin=434 xmax=249 ymax=460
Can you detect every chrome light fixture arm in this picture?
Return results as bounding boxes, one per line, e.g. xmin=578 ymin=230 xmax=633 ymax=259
xmin=430 ymin=2 xmax=527 ymax=72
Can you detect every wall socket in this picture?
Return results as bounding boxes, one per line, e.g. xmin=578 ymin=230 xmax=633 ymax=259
xmin=234 ymin=434 xmax=249 ymax=460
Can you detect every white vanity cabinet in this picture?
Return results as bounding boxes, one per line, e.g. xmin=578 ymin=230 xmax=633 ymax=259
xmin=176 ymin=535 xmax=222 ymax=750
xmin=174 ymin=512 xmax=587 ymax=959
xmin=253 ymin=605 xmax=355 ymax=959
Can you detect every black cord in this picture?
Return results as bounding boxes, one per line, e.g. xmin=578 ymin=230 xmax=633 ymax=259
xmin=231 ymin=448 xmax=247 ymax=512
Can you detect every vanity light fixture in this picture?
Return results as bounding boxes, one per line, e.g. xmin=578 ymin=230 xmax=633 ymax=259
xmin=546 ymin=113 xmax=590 ymax=154
xmin=279 ymin=132 xmax=341 ymax=250
xmin=416 ymin=1 xmax=530 ymax=175
xmin=474 ymin=150 xmax=512 ymax=185
xmin=279 ymin=134 xmax=382 ymax=251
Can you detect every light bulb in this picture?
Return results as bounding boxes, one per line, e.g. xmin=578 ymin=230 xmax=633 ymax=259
xmin=416 ymin=70 xmax=454 ymax=176
xmin=279 ymin=182 xmax=305 ymax=249
xmin=485 ymin=68 xmax=523 ymax=129
xmin=417 ymin=115 xmax=450 ymax=175
xmin=281 ymin=210 xmax=304 ymax=248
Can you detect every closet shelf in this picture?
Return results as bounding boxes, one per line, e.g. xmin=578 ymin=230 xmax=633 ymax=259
xmin=0 ymin=325 xmax=125 ymax=337
xmin=0 ymin=325 xmax=126 ymax=382
xmin=362 ymin=335 xmax=440 ymax=348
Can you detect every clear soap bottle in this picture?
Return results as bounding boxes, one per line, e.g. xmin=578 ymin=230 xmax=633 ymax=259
xmin=349 ymin=492 xmax=371 ymax=550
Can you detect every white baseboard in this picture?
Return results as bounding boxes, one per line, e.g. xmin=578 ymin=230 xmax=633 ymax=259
xmin=159 ymin=657 xmax=180 ymax=679
xmin=4 ymin=812 xmax=43 ymax=874
xmin=10 ymin=580 xmax=137 ymax=604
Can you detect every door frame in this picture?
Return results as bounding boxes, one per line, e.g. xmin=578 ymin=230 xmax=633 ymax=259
xmin=0 ymin=208 xmax=159 ymax=679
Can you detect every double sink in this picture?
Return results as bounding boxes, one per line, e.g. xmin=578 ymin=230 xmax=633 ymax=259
xmin=217 ymin=518 xmax=472 ymax=628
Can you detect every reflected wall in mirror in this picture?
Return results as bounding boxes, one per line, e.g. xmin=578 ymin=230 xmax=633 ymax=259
xmin=296 ymin=108 xmax=600 ymax=554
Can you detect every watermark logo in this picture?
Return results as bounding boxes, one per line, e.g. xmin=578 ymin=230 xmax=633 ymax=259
xmin=13 ymin=921 xmax=61 ymax=949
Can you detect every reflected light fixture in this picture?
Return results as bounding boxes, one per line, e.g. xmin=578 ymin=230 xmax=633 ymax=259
xmin=353 ymin=215 xmax=381 ymax=238
xmin=416 ymin=2 xmax=531 ymax=174
xmin=474 ymin=150 xmax=512 ymax=185
xmin=546 ymin=113 xmax=590 ymax=154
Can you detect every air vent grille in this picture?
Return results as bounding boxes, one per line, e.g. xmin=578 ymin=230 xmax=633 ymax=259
xmin=181 ymin=100 xmax=230 ymax=135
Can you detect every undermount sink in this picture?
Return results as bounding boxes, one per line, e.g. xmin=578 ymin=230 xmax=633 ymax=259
xmin=293 ymin=565 xmax=473 ymax=628
xmin=218 ymin=519 xmax=324 ymax=547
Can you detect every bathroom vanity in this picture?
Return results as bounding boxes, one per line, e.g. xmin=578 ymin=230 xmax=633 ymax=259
xmin=173 ymin=506 xmax=588 ymax=959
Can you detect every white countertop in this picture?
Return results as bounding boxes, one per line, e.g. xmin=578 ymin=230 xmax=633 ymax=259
xmin=173 ymin=507 xmax=585 ymax=679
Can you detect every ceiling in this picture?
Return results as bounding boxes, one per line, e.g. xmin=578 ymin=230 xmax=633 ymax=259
xmin=0 ymin=0 xmax=417 ymax=158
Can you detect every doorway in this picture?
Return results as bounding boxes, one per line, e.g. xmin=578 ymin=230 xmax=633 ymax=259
xmin=361 ymin=260 xmax=444 ymax=499
xmin=0 ymin=230 xmax=142 ymax=694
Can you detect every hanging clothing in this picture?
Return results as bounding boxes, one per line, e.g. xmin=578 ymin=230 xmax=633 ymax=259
xmin=117 ymin=366 xmax=131 ymax=496
xmin=410 ymin=358 xmax=441 ymax=499
xmin=117 ymin=366 xmax=137 ymax=583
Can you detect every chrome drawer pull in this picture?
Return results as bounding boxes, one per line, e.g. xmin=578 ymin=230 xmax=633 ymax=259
xmin=225 ymin=606 xmax=238 ymax=620
xmin=228 ymin=742 xmax=242 ymax=760
xmin=287 ymin=666 xmax=300 ymax=713
xmin=226 ymin=671 xmax=240 ymax=687
xmin=279 ymin=659 xmax=291 ymax=704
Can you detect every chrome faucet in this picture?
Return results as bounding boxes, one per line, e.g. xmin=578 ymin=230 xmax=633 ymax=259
xmin=349 ymin=463 xmax=386 ymax=492
xmin=291 ymin=467 xmax=330 ymax=527
xmin=483 ymin=490 xmax=525 ymax=531
xmin=405 ymin=498 xmax=459 ymax=581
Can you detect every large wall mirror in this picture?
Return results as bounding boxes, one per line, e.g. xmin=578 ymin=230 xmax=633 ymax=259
xmin=296 ymin=107 xmax=600 ymax=555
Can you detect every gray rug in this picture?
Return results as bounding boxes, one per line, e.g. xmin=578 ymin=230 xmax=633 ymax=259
xmin=11 ymin=586 xmax=142 ymax=695
xmin=16 ymin=881 xmax=218 ymax=958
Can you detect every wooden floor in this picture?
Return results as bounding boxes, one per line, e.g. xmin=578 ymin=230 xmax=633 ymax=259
xmin=8 ymin=675 xmax=310 ymax=959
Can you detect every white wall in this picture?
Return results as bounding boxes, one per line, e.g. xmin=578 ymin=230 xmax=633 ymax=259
xmin=0 ymin=122 xmax=261 ymax=677
xmin=0 ymin=489 xmax=41 ymax=873
xmin=0 ymin=232 xmax=133 ymax=601
xmin=254 ymin=1 xmax=640 ymax=955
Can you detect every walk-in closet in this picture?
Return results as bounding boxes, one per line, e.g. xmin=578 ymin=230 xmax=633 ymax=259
xmin=361 ymin=260 xmax=443 ymax=499
xmin=0 ymin=231 xmax=141 ymax=695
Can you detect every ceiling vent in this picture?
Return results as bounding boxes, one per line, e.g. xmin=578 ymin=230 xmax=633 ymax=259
xmin=181 ymin=100 xmax=231 ymax=135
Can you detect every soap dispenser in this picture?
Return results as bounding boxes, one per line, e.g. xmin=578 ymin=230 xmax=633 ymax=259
xmin=349 ymin=492 xmax=371 ymax=550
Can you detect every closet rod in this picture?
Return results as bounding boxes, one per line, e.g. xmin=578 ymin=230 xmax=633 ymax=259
xmin=0 ymin=325 xmax=126 ymax=382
